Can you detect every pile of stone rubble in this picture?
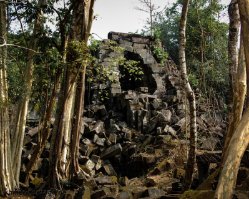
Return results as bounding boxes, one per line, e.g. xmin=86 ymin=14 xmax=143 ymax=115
xmin=20 ymin=32 xmax=227 ymax=199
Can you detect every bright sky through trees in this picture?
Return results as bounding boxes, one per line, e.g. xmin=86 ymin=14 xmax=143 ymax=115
xmin=91 ymin=0 xmax=231 ymax=39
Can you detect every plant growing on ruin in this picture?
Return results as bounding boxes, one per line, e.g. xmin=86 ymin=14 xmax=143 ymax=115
xmin=151 ymin=28 xmax=168 ymax=64
xmin=87 ymin=39 xmax=144 ymax=101
xmin=120 ymin=60 xmax=143 ymax=81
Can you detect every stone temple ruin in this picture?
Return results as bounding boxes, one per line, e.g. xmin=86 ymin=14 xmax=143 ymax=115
xmin=23 ymin=32 xmax=227 ymax=198
xmin=88 ymin=32 xmax=186 ymax=134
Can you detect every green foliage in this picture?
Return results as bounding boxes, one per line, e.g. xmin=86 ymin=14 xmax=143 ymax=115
xmin=31 ymin=47 xmax=61 ymax=114
xmin=151 ymin=44 xmax=168 ymax=64
xmin=120 ymin=60 xmax=143 ymax=81
xmin=7 ymin=33 xmax=28 ymax=103
xmin=67 ymin=40 xmax=92 ymax=70
xmin=153 ymin=29 xmax=168 ymax=64
xmin=89 ymin=36 xmax=101 ymax=56
xmin=155 ymin=0 xmax=229 ymax=106
xmin=188 ymin=73 xmax=199 ymax=88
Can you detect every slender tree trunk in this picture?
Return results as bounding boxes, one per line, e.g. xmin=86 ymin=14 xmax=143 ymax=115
xmin=179 ymin=0 xmax=197 ymax=190
xmin=149 ymin=0 xmax=153 ymax=36
xmin=11 ymin=57 xmax=35 ymax=186
xmin=49 ymin=71 xmax=66 ymax=189
xmin=11 ymin=0 xmax=45 ymax=187
xmin=60 ymin=79 xmax=75 ymax=174
xmin=0 ymin=1 xmax=16 ymax=195
xmin=215 ymin=0 xmax=249 ymax=198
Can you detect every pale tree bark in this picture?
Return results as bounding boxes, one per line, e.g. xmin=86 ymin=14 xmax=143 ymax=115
xmin=179 ymin=0 xmax=197 ymax=190
xmin=222 ymin=0 xmax=244 ymax=164
xmin=215 ymin=109 xmax=249 ymax=199
xmin=49 ymin=69 xmax=76 ymax=188
xmin=69 ymin=0 xmax=95 ymax=179
xmin=11 ymin=0 xmax=45 ymax=187
xmin=49 ymin=0 xmax=95 ymax=187
xmin=60 ymin=82 xmax=75 ymax=173
xmin=222 ymin=37 xmax=246 ymax=164
xmin=49 ymin=1 xmax=81 ymax=188
xmin=215 ymin=0 xmax=249 ymax=198
xmin=0 ymin=1 xmax=16 ymax=195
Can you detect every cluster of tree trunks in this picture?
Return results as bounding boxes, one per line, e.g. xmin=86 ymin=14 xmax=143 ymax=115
xmin=49 ymin=0 xmax=95 ymax=189
xmin=0 ymin=0 xmax=95 ymax=195
xmin=11 ymin=0 xmax=46 ymax=187
xmin=0 ymin=1 xmax=16 ymax=194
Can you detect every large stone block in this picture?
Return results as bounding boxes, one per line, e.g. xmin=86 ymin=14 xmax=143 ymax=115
xmin=132 ymin=36 xmax=151 ymax=44
xmin=101 ymin=144 xmax=123 ymax=159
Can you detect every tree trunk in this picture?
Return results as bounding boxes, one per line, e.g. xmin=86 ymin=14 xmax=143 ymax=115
xmin=215 ymin=108 xmax=249 ymax=199
xmin=49 ymin=0 xmax=95 ymax=188
xmin=222 ymin=0 xmax=243 ymax=164
xmin=222 ymin=37 xmax=246 ymax=165
xmin=239 ymin=0 xmax=249 ymax=90
xmin=215 ymin=0 xmax=249 ymax=198
xmin=69 ymin=0 xmax=95 ymax=178
xmin=60 ymin=79 xmax=75 ymax=174
xmin=11 ymin=0 xmax=45 ymax=187
xmin=49 ymin=68 xmax=76 ymax=188
xmin=70 ymin=66 xmax=86 ymax=177
xmin=179 ymin=0 xmax=197 ymax=190
xmin=0 ymin=1 xmax=16 ymax=195
xmin=228 ymin=0 xmax=240 ymax=95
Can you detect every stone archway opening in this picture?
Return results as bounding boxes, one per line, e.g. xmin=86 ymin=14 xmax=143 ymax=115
xmin=119 ymin=51 xmax=157 ymax=94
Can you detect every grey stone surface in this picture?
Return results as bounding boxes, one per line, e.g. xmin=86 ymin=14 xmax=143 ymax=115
xmin=101 ymin=144 xmax=122 ymax=159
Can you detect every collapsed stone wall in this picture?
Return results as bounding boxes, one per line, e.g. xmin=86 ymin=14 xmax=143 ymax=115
xmin=90 ymin=32 xmax=187 ymax=134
